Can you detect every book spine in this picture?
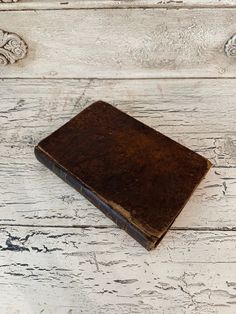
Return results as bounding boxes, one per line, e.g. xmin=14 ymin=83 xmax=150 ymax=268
xmin=35 ymin=146 xmax=155 ymax=250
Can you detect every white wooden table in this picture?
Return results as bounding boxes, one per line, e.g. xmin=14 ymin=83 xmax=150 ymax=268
xmin=0 ymin=1 xmax=236 ymax=313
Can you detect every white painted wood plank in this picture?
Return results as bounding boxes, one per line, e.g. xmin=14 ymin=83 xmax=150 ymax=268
xmin=1 ymin=163 xmax=235 ymax=228
xmin=1 ymin=0 xmax=236 ymax=10
xmin=0 ymin=226 xmax=236 ymax=313
xmin=0 ymin=9 xmax=236 ymax=78
xmin=0 ymin=79 xmax=235 ymax=228
xmin=0 ymin=78 xmax=235 ymax=135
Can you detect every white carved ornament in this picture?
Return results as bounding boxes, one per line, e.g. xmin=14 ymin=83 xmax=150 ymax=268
xmin=0 ymin=29 xmax=27 ymax=65
xmin=225 ymin=34 xmax=236 ymax=57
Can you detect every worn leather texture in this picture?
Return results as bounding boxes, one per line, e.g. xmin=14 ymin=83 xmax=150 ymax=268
xmin=35 ymin=101 xmax=211 ymax=250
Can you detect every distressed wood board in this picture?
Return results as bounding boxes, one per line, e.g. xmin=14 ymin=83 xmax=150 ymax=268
xmin=0 ymin=226 xmax=236 ymax=313
xmin=0 ymin=79 xmax=235 ymax=230
xmin=0 ymin=9 xmax=236 ymax=78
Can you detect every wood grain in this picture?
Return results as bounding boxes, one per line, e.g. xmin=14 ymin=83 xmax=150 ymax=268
xmin=1 ymin=163 xmax=235 ymax=229
xmin=0 ymin=78 xmax=236 ymax=134
xmin=0 ymin=79 xmax=235 ymax=229
xmin=0 ymin=226 xmax=236 ymax=313
xmin=0 ymin=9 xmax=236 ymax=78
xmin=1 ymin=0 xmax=236 ymax=10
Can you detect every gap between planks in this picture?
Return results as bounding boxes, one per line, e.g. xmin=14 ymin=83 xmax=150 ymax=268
xmin=2 ymin=4 xmax=236 ymax=11
xmin=0 ymin=224 xmax=235 ymax=232
xmin=2 ymin=77 xmax=236 ymax=80
xmin=1 ymin=7 xmax=236 ymax=12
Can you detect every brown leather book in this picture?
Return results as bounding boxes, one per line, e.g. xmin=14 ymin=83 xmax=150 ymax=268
xmin=35 ymin=101 xmax=211 ymax=250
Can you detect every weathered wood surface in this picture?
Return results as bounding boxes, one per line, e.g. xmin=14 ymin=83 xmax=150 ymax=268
xmin=1 ymin=0 xmax=236 ymax=10
xmin=1 ymin=3 xmax=236 ymax=310
xmin=2 ymin=164 xmax=235 ymax=229
xmin=0 ymin=9 xmax=236 ymax=78
xmin=0 ymin=79 xmax=235 ymax=229
xmin=1 ymin=78 xmax=236 ymax=134
xmin=0 ymin=226 xmax=236 ymax=314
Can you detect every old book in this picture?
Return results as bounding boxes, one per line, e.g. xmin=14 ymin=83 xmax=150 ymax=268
xmin=35 ymin=101 xmax=211 ymax=250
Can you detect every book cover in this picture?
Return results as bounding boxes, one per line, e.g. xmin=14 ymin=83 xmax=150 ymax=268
xmin=35 ymin=101 xmax=211 ymax=250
